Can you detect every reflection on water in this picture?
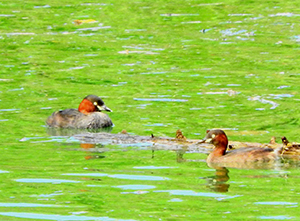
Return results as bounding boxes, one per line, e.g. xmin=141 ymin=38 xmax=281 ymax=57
xmin=113 ymin=184 xmax=156 ymax=190
xmin=134 ymin=98 xmax=188 ymax=102
xmin=118 ymin=50 xmax=159 ymax=55
xmin=19 ymin=135 xmax=80 ymax=143
xmin=202 ymin=167 xmax=230 ymax=193
xmin=15 ymin=178 xmax=81 ymax=184
xmin=140 ymin=71 xmax=166 ymax=75
xmin=80 ymin=3 xmax=110 ymax=6
xmin=8 ymin=87 xmax=24 ymax=91
xmin=153 ymin=189 xmax=239 ymax=200
xmin=4 ymin=32 xmax=35 ymax=36
xmin=254 ymin=202 xmax=297 ymax=206
xmin=144 ymin=123 xmax=167 ymax=127
xmin=86 ymin=185 xmax=107 ymax=187
xmin=168 ymin=198 xmax=183 ymax=202
xmin=46 ymin=127 xmax=113 ymax=137
xmin=34 ymin=5 xmax=50 ymax=8
xmin=160 ymin=13 xmax=199 ymax=16
xmin=33 ymin=192 xmax=63 ymax=198
xmin=80 ymin=143 xmax=106 ymax=160
xmin=71 ymin=131 xmax=208 ymax=153
xmin=0 ymin=14 xmax=15 ymax=17
xmin=0 ymin=108 xmax=20 ymax=112
xmin=258 ymin=215 xmax=294 ymax=220
xmin=121 ymin=190 xmax=149 ymax=195
xmin=133 ymin=166 xmax=177 ymax=169
xmin=77 ymin=26 xmax=111 ymax=31
xmin=268 ymin=94 xmax=294 ymax=99
xmin=80 ymin=143 xmax=96 ymax=149
xmin=63 ymin=173 xmax=170 ymax=181
xmin=269 ymin=12 xmax=299 ymax=17
xmin=0 ymin=170 xmax=9 ymax=173
xmin=117 ymin=142 xmax=153 ymax=147
xmin=181 ymin=21 xmax=202 ymax=24
xmin=0 ymin=202 xmax=67 ymax=207
xmin=109 ymin=174 xmax=169 ymax=180
xmin=220 ymin=28 xmax=248 ymax=36
xmin=277 ymin=85 xmax=290 ymax=89
xmin=176 ymin=148 xmax=187 ymax=163
xmin=248 ymin=95 xmax=279 ymax=110
xmin=228 ymin=13 xmax=252 ymax=16
xmin=0 ymin=212 xmax=136 ymax=221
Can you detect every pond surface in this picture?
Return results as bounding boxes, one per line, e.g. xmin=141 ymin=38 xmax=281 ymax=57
xmin=1 ymin=0 xmax=300 ymax=220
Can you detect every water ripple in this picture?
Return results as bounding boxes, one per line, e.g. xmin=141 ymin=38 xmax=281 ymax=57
xmin=34 ymin=5 xmax=51 ymax=8
xmin=109 ymin=174 xmax=169 ymax=181
xmin=0 ymin=203 xmax=67 ymax=207
xmin=0 ymin=170 xmax=9 ymax=173
xmin=248 ymin=96 xmax=279 ymax=110
xmin=63 ymin=173 xmax=170 ymax=181
xmin=113 ymin=184 xmax=156 ymax=190
xmin=254 ymin=202 xmax=297 ymax=206
xmin=133 ymin=166 xmax=177 ymax=169
xmin=0 ymin=109 xmax=20 ymax=112
xmin=0 ymin=212 xmax=135 ymax=221
xmin=15 ymin=178 xmax=80 ymax=184
xmin=258 ymin=215 xmax=293 ymax=220
xmin=134 ymin=98 xmax=188 ymax=102
xmin=154 ymin=190 xmax=240 ymax=200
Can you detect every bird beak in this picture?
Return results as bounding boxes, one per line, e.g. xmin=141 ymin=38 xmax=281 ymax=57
xmin=198 ymin=138 xmax=212 ymax=144
xmin=97 ymin=105 xmax=113 ymax=112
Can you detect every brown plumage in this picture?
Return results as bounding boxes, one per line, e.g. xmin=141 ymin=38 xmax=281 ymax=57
xmin=200 ymin=129 xmax=280 ymax=169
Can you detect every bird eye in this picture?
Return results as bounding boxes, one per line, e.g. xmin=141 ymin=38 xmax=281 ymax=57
xmin=211 ymin=134 xmax=215 ymax=138
xmin=93 ymin=102 xmax=97 ymax=106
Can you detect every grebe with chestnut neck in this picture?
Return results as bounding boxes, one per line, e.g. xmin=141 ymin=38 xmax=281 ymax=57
xmin=46 ymin=95 xmax=113 ymax=129
xmin=200 ymin=129 xmax=281 ymax=169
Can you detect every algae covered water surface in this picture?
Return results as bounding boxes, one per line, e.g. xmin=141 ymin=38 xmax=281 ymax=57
xmin=1 ymin=0 xmax=300 ymax=220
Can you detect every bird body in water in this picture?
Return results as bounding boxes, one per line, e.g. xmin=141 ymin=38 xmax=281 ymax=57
xmin=46 ymin=95 xmax=113 ymax=129
xmin=200 ymin=129 xmax=280 ymax=169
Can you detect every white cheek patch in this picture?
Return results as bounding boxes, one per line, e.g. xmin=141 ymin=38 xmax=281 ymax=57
xmin=94 ymin=102 xmax=98 ymax=106
xmin=211 ymin=134 xmax=216 ymax=138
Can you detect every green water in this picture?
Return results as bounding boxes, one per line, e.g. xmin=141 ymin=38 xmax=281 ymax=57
xmin=1 ymin=0 xmax=300 ymax=220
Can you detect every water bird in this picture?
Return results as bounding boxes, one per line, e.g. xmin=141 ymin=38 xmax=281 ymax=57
xmin=280 ymin=136 xmax=300 ymax=156
xmin=281 ymin=136 xmax=290 ymax=147
xmin=269 ymin=136 xmax=276 ymax=144
xmin=200 ymin=129 xmax=280 ymax=169
xmin=46 ymin=95 xmax=113 ymax=129
xmin=175 ymin=129 xmax=186 ymax=141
